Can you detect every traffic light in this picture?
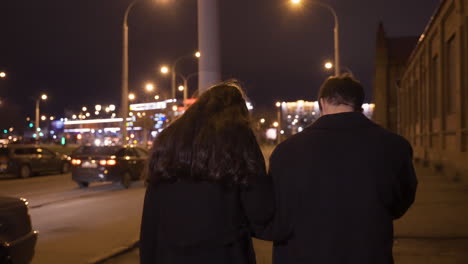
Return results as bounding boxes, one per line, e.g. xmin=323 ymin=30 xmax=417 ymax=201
xmin=61 ymin=137 xmax=66 ymax=146
xmin=29 ymin=123 xmax=34 ymax=128
xmin=3 ymin=129 xmax=7 ymax=134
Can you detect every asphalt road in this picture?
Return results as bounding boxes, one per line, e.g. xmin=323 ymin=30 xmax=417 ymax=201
xmin=0 ymin=173 xmax=145 ymax=264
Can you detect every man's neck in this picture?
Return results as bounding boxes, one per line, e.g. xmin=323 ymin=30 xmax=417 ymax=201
xmin=321 ymin=105 xmax=355 ymax=116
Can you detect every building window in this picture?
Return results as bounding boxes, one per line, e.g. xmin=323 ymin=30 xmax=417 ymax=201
xmin=431 ymin=56 xmax=439 ymax=118
xmin=446 ymin=36 xmax=457 ymax=114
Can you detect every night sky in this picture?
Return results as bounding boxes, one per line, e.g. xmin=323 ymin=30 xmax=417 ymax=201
xmin=0 ymin=0 xmax=440 ymax=122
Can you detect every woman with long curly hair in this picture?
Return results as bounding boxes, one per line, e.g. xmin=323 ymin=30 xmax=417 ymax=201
xmin=140 ymin=81 xmax=274 ymax=264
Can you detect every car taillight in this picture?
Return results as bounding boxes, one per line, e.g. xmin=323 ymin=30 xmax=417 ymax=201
xmin=99 ymin=160 xmax=117 ymax=166
xmin=71 ymin=159 xmax=82 ymax=166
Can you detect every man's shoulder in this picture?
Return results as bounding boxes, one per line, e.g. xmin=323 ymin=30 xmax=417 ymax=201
xmin=370 ymin=124 xmax=412 ymax=151
xmin=270 ymin=130 xmax=311 ymax=162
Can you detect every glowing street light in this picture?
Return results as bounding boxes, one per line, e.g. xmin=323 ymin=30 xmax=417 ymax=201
xmin=291 ymin=0 xmax=301 ymax=4
xmin=178 ymin=85 xmax=185 ymax=92
xmin=154 ymin=95 xmax=160 ymax=100
xmin=260 ymin=118 xmax=266 ymax=124
xmin=109 ymin=104 xmax=116 ymax=111
xmin=41 ymin=115 xmax=47 ymax=121
xmin=128 ymin=93 xmax=136 ymax=101
xmin=325 ymin=61 xmax=333 ymax=70
xmin=72 ymin=115 xmax=77 ymax=119
xmin=41 ymin=94 xmax=48 ymax=100
xmin=0 ymin=72 xmax=6 ymax=78
xmin=273 ymin=122 xmax=279 ymax=128
xmin=195 ymin=51 xmax=201 ymax=58
xmin=276 ymin=102 xmax=281 ymax=108
xmin=82 ymin=106 xmax=87 ymax=112
xmin=160 ymin=66 xmax=169 ymax=74
xmin=145 ymin=83 xmax=155 ymax=92
xmin=95 ymin=104 xmax=102 ymax=111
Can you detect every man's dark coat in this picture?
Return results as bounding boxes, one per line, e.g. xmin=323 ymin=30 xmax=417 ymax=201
xmin=269 ymin=112 xmax=417 ymax=264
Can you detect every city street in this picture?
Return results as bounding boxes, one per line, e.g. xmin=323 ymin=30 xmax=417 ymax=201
xmin=2 ymin=160 xmax=468 ymax=264
xmin=0 ymin=173 xmax=145 ymax=264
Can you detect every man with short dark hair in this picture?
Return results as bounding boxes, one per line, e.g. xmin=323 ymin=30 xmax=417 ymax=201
xmin=268 ymin=75 xmax=417 ymax=264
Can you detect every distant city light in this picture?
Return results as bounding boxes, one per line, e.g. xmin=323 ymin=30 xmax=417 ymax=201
xmin=276 ymin=102 xmax=281 ymax=108
xmin=95 ymin=104 xmax=102 ymax=111
xmin=109 ymin=104 xmax=116 ymax=111
xmin=128 ymin=93 xmax=136 ymax=101
xmin=178 ymin=85 xmax=185 ymax=92
xmin=195 ymin=51 xmax=201 ymax=58
xmin=41 ymin=94 xmax=48 ymax=100
xmin=41 ymin=115 xmax=47 ymax=121
xmin=260 ymin=118 xmax=266 ymax=124
xmin=82 ymin=106 xmax=87 ymax=112
xmin=273 ymin=122 xmax=279 ymax=128
xmin=154 ymin=95 xmax=160 ymax=100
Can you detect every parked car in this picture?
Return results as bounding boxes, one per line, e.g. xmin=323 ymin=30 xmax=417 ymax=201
xmin=0 ymin=196 xmax=38 ymax=264
xmin=0 ymin=145 xmax=72 ymax=179
xmin=70 ymin=145 xmax=148 ymax=188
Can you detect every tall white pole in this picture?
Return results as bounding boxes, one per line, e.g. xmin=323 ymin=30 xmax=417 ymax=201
xmin=197 ymin=0 xmax=221 ymax=93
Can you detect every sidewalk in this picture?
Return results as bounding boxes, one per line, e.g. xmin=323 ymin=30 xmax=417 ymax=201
xmin=392 ymin=165 xmax=468 ymax=263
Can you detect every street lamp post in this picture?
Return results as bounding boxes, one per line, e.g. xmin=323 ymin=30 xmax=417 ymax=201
xmin=276 ymin=102 xmax=282 ymax=144
xmin=170 ymin=52 xmax=200 ymax=99
xmin=35 ymin=94 xmax=47 ymax=141
xmin=177 ymin=72 xmax=199 ymax=105
xmin=291 ymin=0 xmax=340 ymax=76
xmin=121 ymin=0 xmax=140 ymax=144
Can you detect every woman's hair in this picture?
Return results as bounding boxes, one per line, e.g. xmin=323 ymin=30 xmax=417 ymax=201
xmin=147 ymin=80 xmax=266 ymax=187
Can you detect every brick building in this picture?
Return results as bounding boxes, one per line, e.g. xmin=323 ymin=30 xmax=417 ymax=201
xmin=373 ymin=23 xmax=419 ymax=132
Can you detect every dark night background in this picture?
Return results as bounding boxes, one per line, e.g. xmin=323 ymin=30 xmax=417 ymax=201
xmin=0 ymin=0 xmax=440 ymax=122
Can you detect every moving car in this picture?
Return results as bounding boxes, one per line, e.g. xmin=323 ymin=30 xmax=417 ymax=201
xmin=0 ymin=145 xmax=72 ymax=178
xmin=70 ymin=145 xmax=148 ymax=188
xmin=0 ymin=196 xmax=38 ymax=264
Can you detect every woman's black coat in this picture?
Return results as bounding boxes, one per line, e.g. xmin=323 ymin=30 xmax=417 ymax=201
xmin=140 ymin=175 xmax=274 ymax=264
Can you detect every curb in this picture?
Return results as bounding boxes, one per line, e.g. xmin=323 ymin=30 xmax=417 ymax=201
xmin=87 ymin=239 xmax=139 ymax=264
